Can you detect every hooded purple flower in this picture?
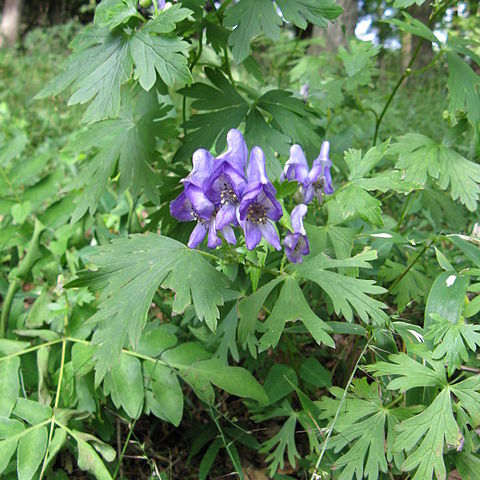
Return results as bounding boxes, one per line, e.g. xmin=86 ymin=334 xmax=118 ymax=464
xmin=157 ymin=0 xmax=166 ymax=10
xmin=280 ymin=141 xmax=333 ymax=204
xmin=283 ymin=204 xmax=310 ymax=263
xmin=203 ymin=129 xmax=248 ymax=230
xmin=170 ymin=184 xmax=235 ymax=249
xmin=238 ymin=147 xmax=283 ymax=250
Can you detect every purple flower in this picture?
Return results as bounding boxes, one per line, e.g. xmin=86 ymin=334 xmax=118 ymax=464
xmin=280 ymin=141 xmax=333 ymax=204
xmin=238 ymin=147 xmax=283 ymax=251
xmin=283 ymin=204 xmax=310 ymax=263
xmin=170 ymin=184 xmax=235 ymax=249
xmin=203 ymin=129 xmax=248 ymax=230
xmin=157 ymin=0 xmax=166 ymax=10
xmin=182 ymin=149 xmax=215 ymax=189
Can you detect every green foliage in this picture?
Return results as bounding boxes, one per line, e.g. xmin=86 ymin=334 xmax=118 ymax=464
xmin=2 ymin=0 xmax=480 ymax=478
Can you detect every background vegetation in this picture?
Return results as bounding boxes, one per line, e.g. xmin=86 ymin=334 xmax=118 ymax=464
xmin=0 ymin=0 xmax=479 ymax=479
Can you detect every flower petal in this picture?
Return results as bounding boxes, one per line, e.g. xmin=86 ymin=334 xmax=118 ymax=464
xmin=207 ymin=220 xmax=221 ymax=248
xmin=291 ymin=204 xmax=307 ymax=235
xmin=247 ymin=146 xmax=268 ymax=184
xmin=216 ymin=203 xmax=237 ymax=230
xmin=217 ymin=129 xmax=248 ymax=174
xmin=170 ymin=191 xmax=193 ymax=222
xmin=259 ymin=221 xmax=281 ymax=250
xmin=221 ymin=225 xmax=236 ymax=245
xmin=286 ymin=145 xmax=309 ymax=184
xmin=185 ymin=185 xmax=215 ymax=219
xmin=324 ymin=165 xmax=334 ymax=195
xmin=302 ymin=183 xmax=315 ymax=204
xmin=238 ymin=183 xmax=263 ymax=220
xmin=244 ymin=221 xmax=262 ymax=250
xmin=188 ymin=222 xmax=207 ymax=248
xmin=263 ymin=189 xmax=283 ymax=222
xmin=182 ymin=149 xmax=215 ymax=188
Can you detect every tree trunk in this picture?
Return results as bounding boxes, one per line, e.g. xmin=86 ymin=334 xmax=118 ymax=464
xmin=0 ymin=0 xmax=23 ymax=47
xmin=401 ymin=2 xmax=432 ymax=70
xmin=309 ymin=0 xmax=359 ymax=54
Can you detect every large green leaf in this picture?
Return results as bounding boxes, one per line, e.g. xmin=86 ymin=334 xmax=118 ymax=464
xmin=67 ymin=85 xmax=173 ymax=222
xmin=36 ymin=16 xmax=191 ymax=122
xmin=258 ymin=276 xmax=334 ymax=351
xmin=446 ymin=51 xmax=480 ymax=129
xmin=67 ymin=234 xmax=229 ymax=383
xmin=0 ymin=357 xmax=20 ymax=418
xmin=224 ymin=0 xmax=341 ymax=63
xmin=391 ymin=133 xmax=480 ymax=212
xmin=104 ymin=353 xmax=144 ymax=419
xmin=176 ymin=68 xmax=249 ymax=160
xmin=293 ymin=249 xmax=388 ymax=325
xmin=17 ymin=426 xmax=48 ymax=480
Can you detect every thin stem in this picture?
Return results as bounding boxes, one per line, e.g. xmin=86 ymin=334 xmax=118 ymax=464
xmin=310 ymin=338 xmax=372 ymax=480
xmin=0 ymin=338 xmax=63 ymax=362
xmin=394 ymin=191 xmax=418 ymax=232
xmin=209 ymin=404 xmax=243 ymax=479
xmin=384 ymin=238 xmax=436 ymax=297
xmin=0 ymin=278 xmax=19 ymax=338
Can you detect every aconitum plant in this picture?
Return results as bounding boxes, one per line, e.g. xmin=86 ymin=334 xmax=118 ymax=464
xmin=170 ymin=129 xmax=334 ymax=259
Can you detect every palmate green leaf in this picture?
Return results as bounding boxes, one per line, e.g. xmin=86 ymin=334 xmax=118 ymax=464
xmin=446 ymin=51 xmax=480 ymax=129
xmin=426 ymin=314 xmax=480 ymax=375
xmin=67 ymin=234 xmax=229 ymax=383
xmin=67 ymin=85 xmax=173 ymax=222
xmin=391 ymin=133 xmax=480 ymax=211
xmin=293 ymin=249 xmax=388 ymax=325
xmin=224 ymin=0 xmax=341 ymax=63
xmin=336 ymin=184 xmax=383 ymax=225
xmin=36 ymin=17 xmax=191 ymax=122
xmin=394 ymin=389 xmax=462 ymax=480
xmin=36 ymin=25 xmax=131 ymax=123
xmin=260 ymin=414 xmax=300 ymax=476
xmin=386 ymin=13 xmax=439 ymax=44
xmin=338 ymin=38 xmax=380 ymax=87
xmin=451 ymin=376 xmax=480 ymax=425
xmin=275 ymin=0 xmax=343 ymax=29
xmin=335 ymin=142 xmax=417 ymax=226
xmin=224 ymin=0 xmax=282 ymax=63
xmin=129 ymin=31 xmax=191 ymax=91
xmin=95 ymin=0 xmax=138 ymax=30
xmin=258 ymin=276 xmax=334 ymax=351
xmin=367 ymin=352 xmax=446 ymax=391
xmin=176 ymin=68 xmax=249 ymax=160
xmin=256 ymin=89 xmax=321 ymax=154
xmin=316 ymin=380 xmax=403 ymax=480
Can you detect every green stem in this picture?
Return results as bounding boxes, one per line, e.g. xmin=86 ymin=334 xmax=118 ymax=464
xmin=0 ymin=278 xmax=19 ymax=338
xmin=384 ymin=238 xmax=436 ymax=297
xmin=209 ymin=404 xmax=244 ymax=479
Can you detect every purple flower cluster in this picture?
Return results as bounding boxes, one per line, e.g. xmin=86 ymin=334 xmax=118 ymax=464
xmin=170 ymin=130 xmax=334 ymax=264
xmin=170 ymin=130 xmax=283 ymax=251
xmin=280 ymin=141 xmax=333 ymax=204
